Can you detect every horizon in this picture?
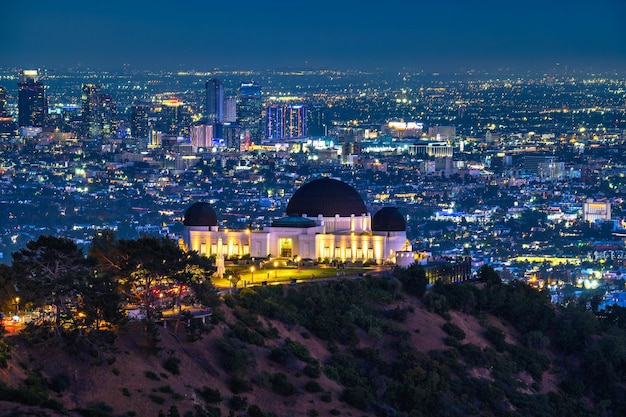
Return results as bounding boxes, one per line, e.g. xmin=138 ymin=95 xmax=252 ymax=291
xmin=2 ymin=1 xmax=625 ymax=73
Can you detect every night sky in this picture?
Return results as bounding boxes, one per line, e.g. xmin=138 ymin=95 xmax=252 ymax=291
xmin=2 ymin=0 xmax=625 ymax=72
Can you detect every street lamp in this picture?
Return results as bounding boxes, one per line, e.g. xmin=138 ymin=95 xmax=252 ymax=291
xmin=15 ymin=297 xmax=20 ymax=316
xmin=250 ymin=266 xmax=255 ymax=283
xmin=274 ymin=261 xmax=278 ymax=280
xmin=228 ymin=275 xmax=233 ymax=294
xmin=296 ymin=256 xmax=301 ymax=271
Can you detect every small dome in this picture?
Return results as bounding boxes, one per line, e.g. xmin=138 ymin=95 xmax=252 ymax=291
xmin=286 ymin=178 xmax=367 ymax=217
xmin=183 ymin=202 xmax=218 ymax=227
xmin=372 ymin=207 xmax=406 ymax=232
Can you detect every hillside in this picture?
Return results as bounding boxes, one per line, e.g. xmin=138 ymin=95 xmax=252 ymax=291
xmin=1 ymin=274 xmax=626 ymax=417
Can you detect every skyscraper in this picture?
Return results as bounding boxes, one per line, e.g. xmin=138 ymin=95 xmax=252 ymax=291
xmin=205 ymin=79 xmax=224 ymax=123
xmin=285 ymin=104 xmax=308 ymax=138
xmin=81 ymin=84 xmax=102 ymax=138
xmin=129 ymin=104 xmax=149 ymax=138
xmin=308 ymin=105 xmax=328 ymax=137
xmin=237 ymin=81 xmax=262 ymax=146
xmin=0 ymin=86 xmax=6 ymax=116
xmin=17 ymin=69 xmax=46 ymax=128
xmin=266 ymin=104 xmax=308 ymax=139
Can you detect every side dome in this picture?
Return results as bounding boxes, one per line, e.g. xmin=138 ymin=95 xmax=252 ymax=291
xmin=286 ymin=178 xmax=367 ymax=217
xmin=372 ymin=207 xmax=406 ymax=232
xmin=183 ymin=202 xmax=218 ymax=227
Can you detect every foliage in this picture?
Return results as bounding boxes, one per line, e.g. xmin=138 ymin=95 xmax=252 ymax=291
xmin=163 ymin=355 xmax=181 ymax=375
xmin=441 ymin=321 xmax=466 ymax=340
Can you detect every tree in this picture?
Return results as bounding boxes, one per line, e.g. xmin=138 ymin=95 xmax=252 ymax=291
xmin=12 ymin=236 xmax=91 ymax=338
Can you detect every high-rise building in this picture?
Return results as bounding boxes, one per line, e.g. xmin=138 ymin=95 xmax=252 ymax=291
xmin=100 ymin=94 xmax=117 ymax=138
xmin=223 ymin=97 xmax=237 ymax=123
xmin=237 ymin=81 xmax=262 ymax=145
xmin=129 ymin=104 xmax=149 ymax=138
xmin=17 ymin=69 xmax=46 ymax=128
xmin=0 ymin=85 xmax=16 ymax=136
xmin=308 ymin=105 xmax=327 ymax=137
xmin=206 ymin=79 xmax=224 ymax=123
xmin=266 ymin=104 xmax=308 ymax=139
xmin=285 ymin=104 xmax=308 ymax=138
xmin=266 ymin=104 xmax=285 ymax=139
xmin=0 ymin=85 xmax=6 ymax=116
xmin=81 ymin=83 xmax=102 ymax=138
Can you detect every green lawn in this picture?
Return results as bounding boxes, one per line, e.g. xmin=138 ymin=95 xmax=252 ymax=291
xmin=212 ymin=265 xmax=372 ymax=288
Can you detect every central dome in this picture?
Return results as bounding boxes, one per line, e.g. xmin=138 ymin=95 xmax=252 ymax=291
xmin=286 ymin=178 xmax=367 ymax=217
xmin=183 ymin=202 xmax=218 ymax=227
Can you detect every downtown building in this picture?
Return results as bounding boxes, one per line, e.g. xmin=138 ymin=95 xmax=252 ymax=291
xmin=18 ymin=69 xmax=46 ymax=131
xmin=266 ymin=104 xmax=308 ymax=140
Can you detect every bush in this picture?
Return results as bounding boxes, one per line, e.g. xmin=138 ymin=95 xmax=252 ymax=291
xmin=163 ymin=356 xmax=181 ymax=375
xmin=229 ymin=376 xmax=252 ymax=394
xmin=442 ymin=322 xmax=466 ymax=340
xmin=49 ymin=372 xmax=71 ymax=393
xmin=144 ymin=371 xmax=160 ymax=381
xmin=229 ymin=395 xmax=247 ymax=410
xmin=303 ymin=363 xmax=321 ymax=378
xmin=320 ymin=391 xmax=332 ymax=402
xmin=304 ymin=380 xmax=323 ymax=393
xmin=342 ymin=386 xmax=374 ymax=409
xmin=148 ymin=394 xmax=165 ymax=405
xmin=271 ymin=372 xmax=297 ymax=396
xmin=196 ymin=386 xmax=221 ymax=403
xmin=484 ymin=325 xmax=506 ymax=352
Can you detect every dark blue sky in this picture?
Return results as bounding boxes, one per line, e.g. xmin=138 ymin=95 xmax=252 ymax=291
xmin=2 ymin=0 xmax=625 ymax=72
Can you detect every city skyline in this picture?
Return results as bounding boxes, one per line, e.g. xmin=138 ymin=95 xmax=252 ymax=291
xmin=2 ymin=0 xmax=626 ymax=72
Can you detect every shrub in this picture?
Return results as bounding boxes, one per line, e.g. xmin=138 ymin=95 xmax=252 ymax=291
xmin=342 ymin=386 xmax=374 ymax=409
xmin=148 ymin=394 xmax=165 ymax=405
xmin=229 ymin=376 xmax=252 ymax=394
xmin=49 ymin=372 xmax=71 ymax=393
xmin=303 ymin=363 xmax=321 ymax=378
xmin=271 ymin=373 xmax=297 ymax=396
xmin=122 ymin=388 xmax=131 ymax=397
xmin=163 ymin=356 xmax=181 ymax=375
xmin=320 ymin=391 xmax=332 ymax=402
xmin=484 ymin=325 xmax=506 ymax=352
xmin=229 ymin=395 xmax=247 ymax=410
xmin=196 ymin=386 xmax=221 ymax=403
xmin=284 ymin=339 xmax=313 ymax=363
xmin=442 ymin=322 xmax=466 ymax=340
xmin=304 ymin=380 xmax=323 ymax=393
xmin=145 ymin=371 xmax=160 ymax=381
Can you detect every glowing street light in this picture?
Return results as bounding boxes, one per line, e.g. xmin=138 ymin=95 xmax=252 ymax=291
xmin=250 ymin=266 xmax=255 ymax=283
xmin=274 ymin=261 xmax=278 ymax=279
xmin=296 ymin=256 xmax=301 ymax=271
xmin=15 ymin=297 xmax=20 ymax=316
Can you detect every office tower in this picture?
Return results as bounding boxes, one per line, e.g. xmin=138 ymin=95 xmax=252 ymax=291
xmin=308 ymin=105 xmax=327 ymax=137
xmin=285 ymin=104 xmax=307 ymax=138
xmin=266 ymin=104 xmax=285 ymax=139
xmin=130 ymin=104 xmax=149 ymax=138
xmin=0 ymin=86 xmax=6 ymax=116
xmin=206 ymin=79 xmax=224 ymax=123
xmin=81 ymin=83 xmax=102 ymax=138
xmin=223 ymin=97 xmax=237 ymax=122
xmin=0 ymin=85 xmax=16 ymax=136
xmin=18 ymin=69 xmax=46 ymax=128
xmin=237 ymin=81 xmax=262 ymax=145
xmin=190 ymin=124 xmax=213 ymax=149
xmin=100 ymin=94 xmax=117 ymax=138
xmin=266 ymin=104 xmax=308 ymax=140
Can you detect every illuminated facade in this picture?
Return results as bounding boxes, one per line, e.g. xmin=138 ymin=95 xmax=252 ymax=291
xmin=584 ymin=199 xmax=611 ymax=223
xmin=237 ymin=81 xmax=262 ymax=146
xmin=18 ymin=69 xmax=46 ymax=128
xmin=181 ymin=178 xmax=409 ymax=264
